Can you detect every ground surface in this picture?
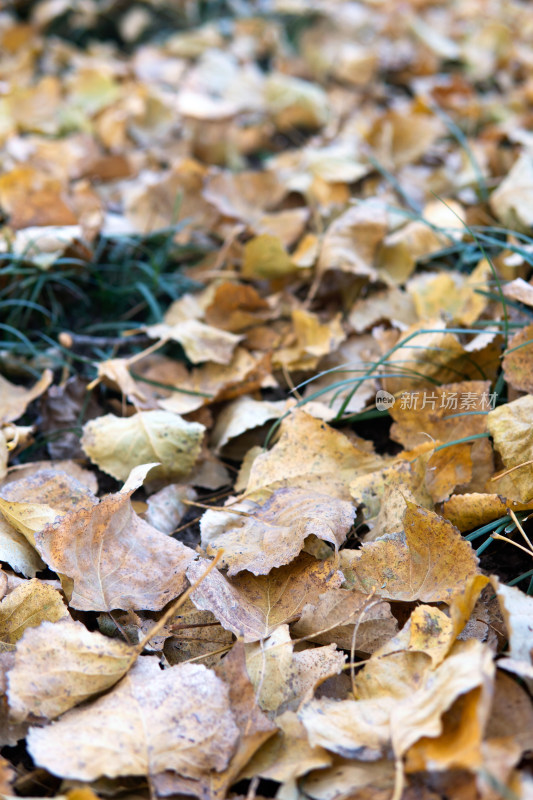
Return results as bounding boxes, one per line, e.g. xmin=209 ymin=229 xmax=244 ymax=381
xmin=2 ymin=1 xmax=533 ymax=798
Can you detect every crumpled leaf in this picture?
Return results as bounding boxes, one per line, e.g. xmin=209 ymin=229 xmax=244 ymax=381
xmin=35 ymin=488 xmax=195 ymax=611
xmin=300 ymin=639 xmax=494 ymax=762
xmin=341 ymin=503 xmax=479 ymax=602
xmin=188 ymin=553 xmax=343 ymax=642
xmin=27 ymin=657 xmax=240 ymax=781
xmin=7 ymin=617 xmax=135 ymax=721
xmin=317 ymin=203 xmax=385 ymax=280
xmin=81 ymin=410 xmax=205 ymax=483
xmin=490 ymin=152 xmax=533 ymax=231
xmin=201 ymin=487 xmax=355 ymax=576
xmin=0 ymin=580 xmax=68 ymax=651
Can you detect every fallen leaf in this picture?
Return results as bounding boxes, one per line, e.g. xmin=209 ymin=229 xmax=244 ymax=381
xmin=145 ymin=319 xmax=243 ymax=365
xmin=487 ymin=395 xmax=533 ymax=502
xmin=502 ymin=323 xmax=533 ymax=394
xmin=246 ymin=624 xmax=345 ymax=714
xmin=292 ymin=588 xmax=398 ymax=654
xmin=188 ymin=553 xmax=343 ymax=642
xmin=240 ymin=710 xmax=332 ymax=783
xmin=341 ymin=503 xmax=479 ymax=602
xmin=35 ymin=489 xmax=195 ymax=611
xmin=244 ymin=410 xmax=384 ymax=495
xmin=143 ymin=483 xmax=197 ymax=534
xmin=0 ymin=370 xmax=53 ymax=424
xmin=210 ymin=396 xmax=286 ymax=454
xmin=81 ymin=410 xmax=205 ymax=483
xmin=0 ymin=513 xmax=45 ymax=577
xmin=27 ymin=657 xmax=240 ymax=781
xmin=201 ymin=487 xmax=355 ymax=576
xmin=0 ymin=580 xmax=68 ymax=650
xmin=7 ymin=617 xmax=135 ymax=721
xmin=241 ymin=234 xmax=296 ymax=280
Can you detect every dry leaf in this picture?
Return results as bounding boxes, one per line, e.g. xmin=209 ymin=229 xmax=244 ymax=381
xmin=81 ymin=410 xmax=205 ymax=483
xmin=341 ymin=503 xmax=479 ymax=602
xmin=502 ymin=323 xmax=533 ymax=394
xmin=27 ymin=657 xmax=239 ymax=780
xmin=0 ymin=580 xmax=68 ymax=650
xmin=292 ymin=588 xmax=398 ymax=654
xmin=145 ymin=319 xmax=243 ymax=365
xmin=0 ymin=370 xmax=53 ymax=424
xmin=7 ymin=617 xmax=135 ymax=721
xmin=240 ymin=710 xmax=332 ymax=783
xmin=246 ymin=624 xmax=345 ymax=714
xmin=188 ymin=553 xmax=343 ymax=642
xmin=487 ymin=395 xmax=533 ymax=502
xmin=201 ymin=487 xmax=355 ymax=576
xmin=35 ymin=489 xmax=195 ymax=611
xmin=244 ymin=410 xmax=384 ymax=495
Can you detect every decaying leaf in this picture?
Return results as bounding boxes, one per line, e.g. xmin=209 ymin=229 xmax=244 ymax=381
xmin=81 ymin=410 xmax=205 ymax=483
xmin=341 ymin=503 xmax=479 ymax=602
xmin=27 ymin=657 xmax=240 ymax=780
xmin=188 ymin=553 xmax=343 ymax=642
xmin=487 ymin=395 xmax=533 ymax=502
xmin=35 ymin=489 xmax=195 ymax=611
xmin=246 ymin=624 xmax=346 ymax=714
xmin=201 ymin=487 xmax=355 ymax=576
xmin=7 ymin=617 xmax=135 ymax=721
xmin=0 ymin=580 xmax=68 ymax=650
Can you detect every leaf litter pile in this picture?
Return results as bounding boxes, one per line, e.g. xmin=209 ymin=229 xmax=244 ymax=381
xmin=4 ymin=1 xmax=533 ymax=798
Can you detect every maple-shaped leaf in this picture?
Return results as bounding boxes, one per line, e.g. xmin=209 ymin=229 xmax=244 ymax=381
xmin=201 ymin=487 xmax=355 ymax=576
xmin=188 ymin=553 xmax=343 ymax=642
xmin=7 ymin=618 xmax=135 ymax=721
xmin=35 ymin=490 xmax=195 ymax=611
xmin=0 ymin=580 xmax=68 ymax=651
xmin=341 ymin=503 xmax=479 ymax=602
xmin=27 ymin=658 xmax=239 ymax=781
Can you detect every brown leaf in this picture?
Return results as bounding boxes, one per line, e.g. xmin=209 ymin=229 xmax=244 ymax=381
xmin=502 ymin=324 xmax=533 ymax=394
xmin=27 ymin=657 xmax=239 ymax=781
xmin=341 ymin=503 xmax=479 ymax=603
xmin=292 ymin=588 xmax=398 ymax=654
xmin=487 ymin=395 xmax=533 ymax=502
xmin=35 ymin=490 xmax=195 ymax=611
xmin=7 ymin=617 xmax=135 ymax=721
xmin=201 ymin=487 xmax=355 ymax=576
xmin=188 ymin=554 xmax=343 ymax=642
